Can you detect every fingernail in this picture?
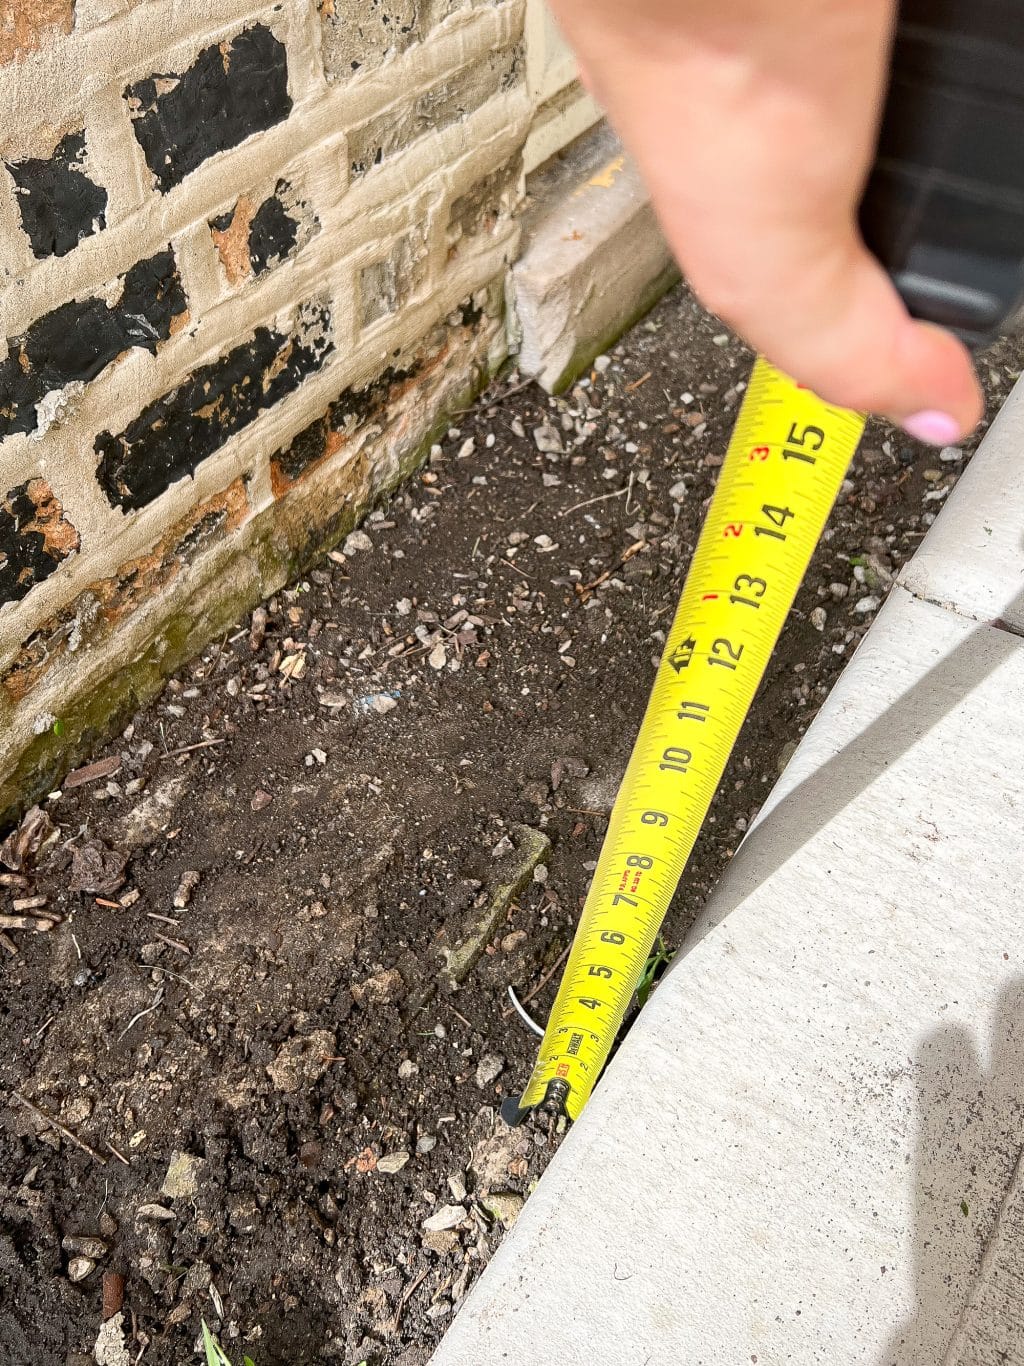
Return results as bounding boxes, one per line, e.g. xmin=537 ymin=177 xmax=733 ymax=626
xmin=901 ymin=410 xmax=962 ymax=446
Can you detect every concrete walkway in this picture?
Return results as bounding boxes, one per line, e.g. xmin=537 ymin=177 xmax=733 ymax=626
xmin=431 ymin=383 xmax=1024 ymax=1364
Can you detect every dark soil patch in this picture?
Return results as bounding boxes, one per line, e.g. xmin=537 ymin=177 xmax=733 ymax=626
xmin=1 ymin=284 xmax=1020 ymax=1365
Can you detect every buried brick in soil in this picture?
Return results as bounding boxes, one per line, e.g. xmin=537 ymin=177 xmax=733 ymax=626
xmin=1 ymin=284 xmax=1020 ymax=1365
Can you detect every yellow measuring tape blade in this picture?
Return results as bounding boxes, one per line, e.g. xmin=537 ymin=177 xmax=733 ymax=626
xmin=515 ymin=358 xmax=865 ymax=1123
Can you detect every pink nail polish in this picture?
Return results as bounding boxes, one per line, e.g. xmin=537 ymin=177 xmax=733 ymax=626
xmin=901 ymin=410 xmax=961 ymax=446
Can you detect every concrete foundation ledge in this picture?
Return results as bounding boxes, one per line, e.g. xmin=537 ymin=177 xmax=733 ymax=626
xmin=512 ymin=121 xmax=679 ymax=392
xmin=430 ymin=383 xmax=1024 ymax=1365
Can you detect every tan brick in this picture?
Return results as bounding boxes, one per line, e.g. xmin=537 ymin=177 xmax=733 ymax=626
xmin=210 ymin=179 xmax=321 ymax=289
xmin=319 ymin=0 xmax=489 ymax=83
xmin=0 ymin=1 xmax=75 ymax=67
xmin=349 ymin=43 xmax=524 ymax=179
xmin=359 ymin=226 xmax=429 ymax=327
xmin=446 ymin=153 xmax=521 ymax=255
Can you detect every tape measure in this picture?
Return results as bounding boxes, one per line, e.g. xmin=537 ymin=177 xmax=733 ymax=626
xmin=503 ymin=358 xmax=865 ymax=1126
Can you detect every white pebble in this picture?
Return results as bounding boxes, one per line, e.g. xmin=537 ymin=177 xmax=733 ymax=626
xmin=533 ymin=425 xmax=562 ymax=454
xmin=422 ymin=1204 xmax=466 ymax=1233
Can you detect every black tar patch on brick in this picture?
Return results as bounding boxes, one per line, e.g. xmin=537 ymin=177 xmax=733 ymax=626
xmin=0 ymin=480 xmax=79 ymax=608
xmin=96 ymin=304 xmax=332 ymax=512
xmin=248 ymin=188 xmax=300 ymax=275
xmin=7 ymin=131 xmax=108 ymax=259
xmin=273 ymin=365 xmax=413 ymax=484
xmin=126 ymin=25 xmax=292 ymax=192
xmin=0 ymin=250 xmax=187 ymax=441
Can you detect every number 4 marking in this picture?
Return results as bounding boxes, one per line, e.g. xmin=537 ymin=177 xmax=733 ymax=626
xmin=755 ymin=504 xmax=794 ymax=541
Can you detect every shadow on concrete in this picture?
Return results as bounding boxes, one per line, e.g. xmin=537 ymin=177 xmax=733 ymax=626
xmin=675 ymin=570 xmax=1024 ymax=1360
xmin=878 ymin=978 xmax=1024 ymax=1365
xmin=685 ymin=580 xmax=1024 ymax=950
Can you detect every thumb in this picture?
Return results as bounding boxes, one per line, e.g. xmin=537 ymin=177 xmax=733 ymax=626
xmin=686 ymin=223 xmax=984 ymax=445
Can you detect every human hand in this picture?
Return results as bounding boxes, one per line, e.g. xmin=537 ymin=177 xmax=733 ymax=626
xmin=550 ymin=0 xmax=983 ymax=444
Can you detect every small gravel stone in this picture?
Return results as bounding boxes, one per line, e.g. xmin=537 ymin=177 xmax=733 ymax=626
xmin=475 ymin=1054 xmax=505 ymax=1089
xmin=343 ymin=530 xmax=373 ymax=554
xmin=428 ymin=643 xmax=447 ymax=671
xmin=161 ymin=1150 xmax=205 ymax=1199
xmin=62 ymin=1235 xmax=107 ymax=1260
xmin=669 ymin=480 xmax=688 ymax=501
xmin=351 ymin=968 xmax=404 ymax=1005
xmin=482 ymin=1191 xmax=524 ymax=1230
xmin=533 ymin=425 xmax=562 ymax=454
xmin=938 ymin=445 xmax=964 ymax=463
xmin=854 ymin=595 xmax=881 ymax=615
xmin=416 ymin=1134 xmax=438 ymax=1155
xmin=67 ymin=1256 xmax=96 ymax=1282
xmin=398 ymin=1059 xmax=419 ymax=1080
xmin=828 ymin=582 xmax=849 ymax=600
xmin=377 ymin=1152 xmax=411 ymax=1175
xmin=172 ymin=870 xmax=200 ymax=909
xmin=593 ymin=354 xmax=611 ymax=373
xmin=809 ymin=607 xmax=827 ymax=632
xmin=422 ymin=1204 xmax=466 ymax=1233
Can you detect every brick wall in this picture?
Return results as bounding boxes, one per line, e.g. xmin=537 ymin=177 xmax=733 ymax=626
xmin=0 ymin=0 xmax=529 ymax=820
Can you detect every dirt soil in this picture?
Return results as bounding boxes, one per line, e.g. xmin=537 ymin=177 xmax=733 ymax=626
xmin=2 ymin=284 xmax=1020 ymax=1366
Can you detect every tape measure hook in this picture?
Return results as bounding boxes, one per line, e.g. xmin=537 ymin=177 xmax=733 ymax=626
xmin=501 ymin=1077 xmax=571 ymax=1129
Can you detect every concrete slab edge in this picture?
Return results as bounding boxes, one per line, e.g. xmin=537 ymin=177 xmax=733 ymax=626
xmin=510 ymin=121 xmax=678 ymax=393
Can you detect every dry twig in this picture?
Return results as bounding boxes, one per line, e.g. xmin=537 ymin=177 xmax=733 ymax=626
xmin=12 ymin=1091 xmax=107 ymax=1165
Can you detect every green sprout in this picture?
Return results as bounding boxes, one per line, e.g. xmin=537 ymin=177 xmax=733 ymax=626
xmin=636 ymin=936 xmax=674 ymax=1009
xmin=202 ymin=1321 xmax=255 ymax=1366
